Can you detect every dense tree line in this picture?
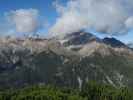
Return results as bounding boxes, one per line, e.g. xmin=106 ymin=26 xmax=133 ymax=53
xmin=0 ymin=82 xmax=133 ymax=100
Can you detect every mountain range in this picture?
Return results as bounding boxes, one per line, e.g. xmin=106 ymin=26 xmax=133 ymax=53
xmin=0 ymin=31 xmax=133 ymax=89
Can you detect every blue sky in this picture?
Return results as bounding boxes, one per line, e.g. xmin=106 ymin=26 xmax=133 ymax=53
xmin=0 ymin=0 xmax=59 ymax=29
xmin=0 ymin=0 xmax=133 ymax=44
xmin=0 ymin=0 xmax=56 ymax=17
xmin=92 ymin=31 xmax=133 ymax=44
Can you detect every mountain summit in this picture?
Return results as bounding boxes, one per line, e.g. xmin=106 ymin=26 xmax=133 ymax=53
xmin=59 ymin=31 xmax=100 ymax=46
xmin=103 ymin=37 xmax=127 ymax=48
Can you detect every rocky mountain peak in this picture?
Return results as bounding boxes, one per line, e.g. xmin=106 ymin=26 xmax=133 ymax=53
xmin=103 ymin=37 xmax=127 ymax=48
xmin=59 ymin=31 xmax=100 ymax=46
xmin=0 ymin=32 xmax=132 ymax=89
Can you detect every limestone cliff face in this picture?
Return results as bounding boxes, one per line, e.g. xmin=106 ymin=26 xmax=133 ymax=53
xmin=0 ymin=32 xmax=132 ymax=89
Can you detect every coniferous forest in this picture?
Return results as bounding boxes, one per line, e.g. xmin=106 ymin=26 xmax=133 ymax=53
xmin=0 ymin=82 xmax=133 ymax=100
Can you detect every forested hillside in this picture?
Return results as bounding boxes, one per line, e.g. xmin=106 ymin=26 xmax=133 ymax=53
xmin=0 ymin=82 xmax=133 ymax=100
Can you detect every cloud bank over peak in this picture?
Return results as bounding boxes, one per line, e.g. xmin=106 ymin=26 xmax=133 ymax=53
xmin=9 ymin=9 xmax=39 ymax=33
xmin=49 ymin=0 xmax=133 ymax=37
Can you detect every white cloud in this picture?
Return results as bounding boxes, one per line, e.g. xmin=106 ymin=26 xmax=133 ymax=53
xmin=10 ymin=9 xmax=39 ymax=33
xmin=50 ymin=11 xmax=88 ymax=37
xmin=50 ymin=0 xmax=133 ymax=37
xmin=125 ymin=17 xmax=133 ymax=29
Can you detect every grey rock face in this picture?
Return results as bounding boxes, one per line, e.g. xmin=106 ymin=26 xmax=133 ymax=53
xmin=0 ymin=32 xmax=132 ymax=89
